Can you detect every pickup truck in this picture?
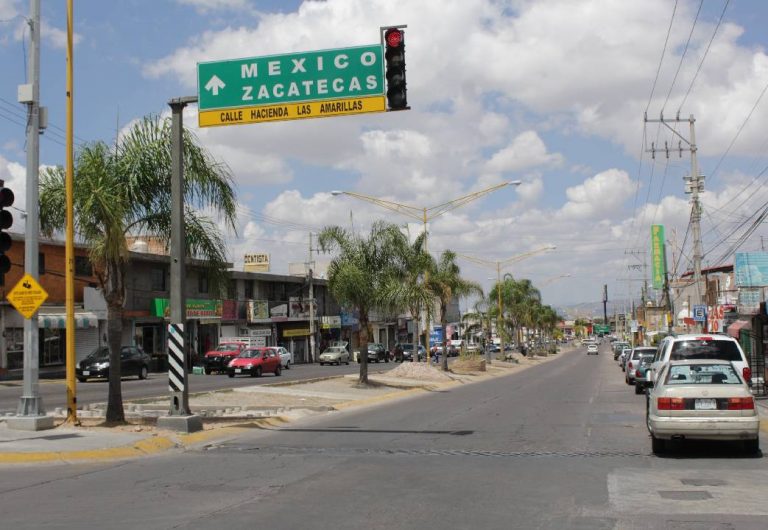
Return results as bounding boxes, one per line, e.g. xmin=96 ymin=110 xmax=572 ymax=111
xmin=203 ymin=342 xmax=247 ymax=374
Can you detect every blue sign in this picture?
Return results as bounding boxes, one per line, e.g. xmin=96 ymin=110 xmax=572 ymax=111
xmin=693 ymin=304 xmax=707 ymax=323
xmin=429 ymin=327 xmax=443 ymax=347
xmin=735 ymin=252 xmax=768 ymax=287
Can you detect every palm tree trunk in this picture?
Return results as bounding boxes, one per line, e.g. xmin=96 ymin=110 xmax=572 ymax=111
xmin=440 ymin=311 xmax=449 ymax=372
xmin=105 ymin=303 xmax=125 ymax=423
xmin=358 ymin=314 xmax=369 ymax=385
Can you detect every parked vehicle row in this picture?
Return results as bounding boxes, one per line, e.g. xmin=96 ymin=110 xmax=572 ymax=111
xmin=612 ymin=334 xmax=760 ymax=455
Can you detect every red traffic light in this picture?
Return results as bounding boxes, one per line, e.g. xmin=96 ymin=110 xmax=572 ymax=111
xmin=385 ymin=28 xmax=402 ymax=48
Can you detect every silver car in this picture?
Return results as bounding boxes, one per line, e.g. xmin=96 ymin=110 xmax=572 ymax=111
xmin=319 ymin=346 xmax=350 ymax=366
xmin=646 ymin=360 xmax=760 ymax=454
xmin=624 ymin=347 xmax=656 ymax=385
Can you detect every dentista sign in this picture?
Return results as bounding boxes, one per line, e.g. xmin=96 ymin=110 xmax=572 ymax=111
xmin=197 ymin=44 xmax=386 ymax=127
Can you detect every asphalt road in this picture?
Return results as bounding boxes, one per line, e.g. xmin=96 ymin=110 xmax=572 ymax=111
xmin=1 ymin=342 xmax=765 ymax=529
xmin=0 ymin=360 xmax=385 ymax=414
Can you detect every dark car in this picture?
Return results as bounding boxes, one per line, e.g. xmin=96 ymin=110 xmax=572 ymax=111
xmin=394 ymin=343 xmax=426 ymax=362
xmin=76 ymin=346 xmax=151 ymax=382
xmin=359 ymin=343 xmax=388 ymax=363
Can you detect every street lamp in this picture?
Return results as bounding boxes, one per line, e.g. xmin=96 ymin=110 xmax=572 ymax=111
xmin=331 ymin=180 xmax=522 ymax=360
xmin=538 ymin=273 xmax=572 ymax=287
xmin=459 ymin=245 xmax=556 ymax=354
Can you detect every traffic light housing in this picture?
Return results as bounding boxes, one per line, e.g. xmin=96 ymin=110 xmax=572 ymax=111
xmin=384 ymin=27 xmax=408 ymax=110
xmin=0 ymin=185 xmax=14 ymax=278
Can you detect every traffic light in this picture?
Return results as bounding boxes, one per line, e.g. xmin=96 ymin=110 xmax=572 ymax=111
xmin=384 ymin=27 xmax=408 ymax=110
xmin=0 ymin=184 xmax=14 ymax=279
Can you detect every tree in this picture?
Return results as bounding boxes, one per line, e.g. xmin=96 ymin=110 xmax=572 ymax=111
xmin=428 ymin=250 xmax=482 ymax=371
xmin=496 ymin=276 xmax=541 ymax=347
xmin=377 ymin=231 xmax=435 ymax=359
xmin=40 ymin=116 xmax=237 ymax=423
xmin=318 ymin=221 xmax=409 ymax=385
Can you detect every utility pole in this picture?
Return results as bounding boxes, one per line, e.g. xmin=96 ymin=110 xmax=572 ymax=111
xmin=156 ymin=96 xmax=202 ymax=434
xmin=308 ymin=233 xmax=316 ymax=363
xmin=10 ymin=0 xmax=53 ymax=431
xmin=645 ymin=112 xmax=704 ymax=331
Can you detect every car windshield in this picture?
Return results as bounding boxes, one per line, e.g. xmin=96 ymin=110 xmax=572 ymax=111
xmin=669 ymin=340 xmax=742 ymax=361
xmin=665 ymin=363 xmax=741 ymax=385
xmin=216 ymin=344 xmax=239 ymax=351
xmin=85 ymin=348 xmax=109 ymax=361
xmin=239 ymin=349 xmax=263 ymax=358
xmin=326 ymin=347 xmax=343 ymax=354
xmin=402 ymin=344 xmax=414 ymax=351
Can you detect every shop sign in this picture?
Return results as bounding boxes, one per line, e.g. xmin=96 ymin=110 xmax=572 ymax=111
xmin=248 ymin=300 xmax=269 ymax=321
xmin=735 ymin=252 xmax=768 ymax=287
xmin=651 ymin=225 xmax=666 ymax=289
xmin=270 ymin=303 xmax=288 ymax=318
xmin=222 ymin=299 xmax=238 ymax=320
xmin=340 ymin=310 xmax=359 ymax=328
xmin=707 ymin=305 xmax=725 ymax=333
xmin=321 ymin=316 xmax=341 ymax=329
xmin=244 ymin=253 xmax=270 ymax=273
xmin=737 ymin=288 xmax=762 ymax=315
xmin=151 ymin=298 xmax=222 ymax=319
xmin=289 ymin=297 xmax=316 ymax=319
xmin=283 ymin=328 xmax=310 ymax=338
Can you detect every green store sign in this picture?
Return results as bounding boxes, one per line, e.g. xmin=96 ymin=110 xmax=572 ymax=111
xmin=151 ymin=299 xmax=222 ymax=319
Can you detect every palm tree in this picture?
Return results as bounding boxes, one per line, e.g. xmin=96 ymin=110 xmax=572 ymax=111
xmin=318 ymin=221 xmax=408 ymax=385
xmin=378 ymin=231 xmax=435 ymax=360
xmin=498 ymin=276 xmax=541 ymax=348
xmin=461 ymin=298 xmax=492 ymax=354
xmin=39 ymin=116 xmax=237 ymax=423
xmin=428 ymin=251 xmax=482 ymax=371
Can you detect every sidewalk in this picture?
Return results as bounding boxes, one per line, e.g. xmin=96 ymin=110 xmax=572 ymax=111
xmin=0 ymin=347 xmax=571 ymax=465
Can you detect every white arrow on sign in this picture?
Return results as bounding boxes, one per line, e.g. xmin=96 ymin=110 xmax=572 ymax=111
xmin=205 ymin=75 xmax=226 ymax=96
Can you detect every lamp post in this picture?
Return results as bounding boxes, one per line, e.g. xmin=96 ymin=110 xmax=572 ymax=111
xmin=538 ymin=273 xmax=572 ymax=287
xmin=331 ymin=180 xmax=521 ymax=360
xmin=459 ymin=245 xmax=556 ymax=353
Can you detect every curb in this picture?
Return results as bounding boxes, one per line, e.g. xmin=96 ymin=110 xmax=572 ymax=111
xmin=0 ymin=435 xmax=177 ymax=464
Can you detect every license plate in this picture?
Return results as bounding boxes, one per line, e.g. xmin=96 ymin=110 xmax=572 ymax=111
xmin=82 ymin=370 xmax=90 ymax=376
xmin=695 ymin=398 xmax=716 ymax=410
xmin=235 ymin=369 xmax=242 ymax=374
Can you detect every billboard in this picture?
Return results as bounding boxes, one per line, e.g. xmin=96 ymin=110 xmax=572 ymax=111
xmin=651 ymin=225 xmax=666 ymax=289
xmin=244 ymin=253 xmax=270 ymax=273
xmin=734 ymin=252 xmax=768 ymax=287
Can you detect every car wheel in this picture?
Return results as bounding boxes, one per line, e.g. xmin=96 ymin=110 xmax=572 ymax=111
xmin=139 ymin=366 xmax=148 ymax=380
xmin=744 ymin=437 xmax=760 ymax=455
xmin=204 ymin=368 xmax=212 ymax=375
xmin=385 ymin=357 xmax=389 ymax=363
xmin=320 ymin=362 xmax=324 ymax=366
xmin=634 ymin=383 xmax=643 ymax=395
xmin=285 ymin=361 xmax=290 ymax=369
xmin=345 ymin=360 xmax=350 ymax=365
xmin=275 ymin=365 xmax=281 ymax=376
xmin=227 ymin=372 xmax=234 ymax=378
xmin=255 ymin=366 xmax=262 ymax=377
xmin=651 ymin=435 xmax=665 ymax=454
xmin=77 ymin=376 xmax=87 ymax=383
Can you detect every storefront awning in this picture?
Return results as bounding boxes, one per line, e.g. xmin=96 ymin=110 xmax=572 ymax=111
xmin=727 ymin=319 xmax=751 ymax=338
xmin=38 ymin=312 xmax=99 ymax=329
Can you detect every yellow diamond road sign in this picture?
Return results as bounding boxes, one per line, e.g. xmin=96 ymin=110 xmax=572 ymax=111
xmin=7 ymin=273 xmax=48 ymax=319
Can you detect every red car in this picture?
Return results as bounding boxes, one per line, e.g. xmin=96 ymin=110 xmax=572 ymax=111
xmin=227 ymin=347 xmax=282 ymax=378
xmin=203 ymin=342 xmax=246 ymax=374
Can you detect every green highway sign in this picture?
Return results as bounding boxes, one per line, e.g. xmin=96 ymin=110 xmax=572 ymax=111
xmin=197 ymin=44 xmax=386 ymax=127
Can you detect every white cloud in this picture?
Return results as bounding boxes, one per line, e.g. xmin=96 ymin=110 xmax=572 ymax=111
xmin=516 ymin=177 xmax=543 ymax=203
xmin=486 ymin=131 xmax=563 ymax=173
xmin=174 ymin=0 xmax=254 ymax=14
xmin=559 ymin=169 xmax=635 ymax=220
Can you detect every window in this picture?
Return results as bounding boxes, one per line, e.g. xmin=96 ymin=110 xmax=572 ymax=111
xmin=150 ymin=267 xmax=166 ymax=291
xmin=227 ymin=279 xmax=236 ymax=299
xmin=670 ymin=340 xmax=742 ymax=362
xmin=39 ymin=252 xmax=45 ymax=275
xmin=75 ymin=256 xmax=93 ymax=277
xmin=244 ymin=280 xmax=253 ymax=299
xmin=665 ymin=363 xmax=741 ymax=385
xmin=198 ymin=274 xmax=209 ymax=294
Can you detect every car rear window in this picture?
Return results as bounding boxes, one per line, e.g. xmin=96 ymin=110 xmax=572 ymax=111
xmin=669 ymin=340 xmax=742 ymax=362
xmin=665 ymin=363 xmax=741 ymax=385
xmin=632 ymin=348 xmax=655 ymax=359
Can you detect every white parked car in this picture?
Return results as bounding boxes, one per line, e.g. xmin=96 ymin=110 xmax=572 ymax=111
xmin=266 ymin=346 xmax=293 ymax=369
xmin=646 ymin=360 xmax=760 ymax=454
xmin=649 ymin=334 xmax=751 ymax=387
xmin=587 ymin=344 xmax=598 ymax=355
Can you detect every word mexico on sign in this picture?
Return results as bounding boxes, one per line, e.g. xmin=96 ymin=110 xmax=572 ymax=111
xmin=197 ymin=45 xmax=386 ymax=127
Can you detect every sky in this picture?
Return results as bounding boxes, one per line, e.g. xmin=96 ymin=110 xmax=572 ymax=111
xmin=2 ymin=0 xmax=768 ymax=316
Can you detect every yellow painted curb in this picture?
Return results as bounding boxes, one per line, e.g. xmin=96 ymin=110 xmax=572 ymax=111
xmin=0 ymin=435 xmax=177 ymax=464
xmin=760 ymin=420 xmax=768 ymax=434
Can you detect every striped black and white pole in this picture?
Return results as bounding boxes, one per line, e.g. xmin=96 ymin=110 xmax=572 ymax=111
xmin=167 ymin=323 xmax=185 ymax=393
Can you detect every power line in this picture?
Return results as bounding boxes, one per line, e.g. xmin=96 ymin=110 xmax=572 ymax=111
xmin=661 ymin=0 xmax=703 ymax=113
xmin=677 ymin=0 xmax=731 ymax=113
xmin=645 ymin=0 xmax=678 ymax=114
